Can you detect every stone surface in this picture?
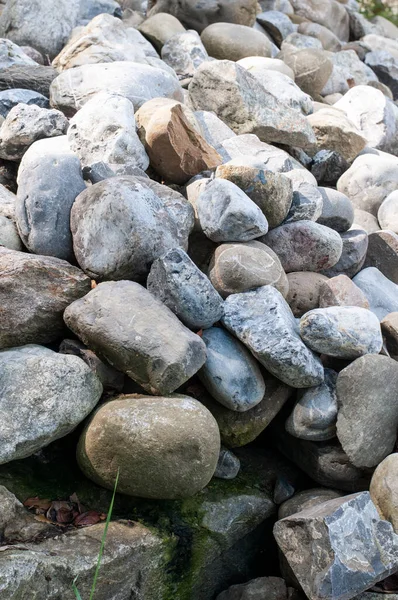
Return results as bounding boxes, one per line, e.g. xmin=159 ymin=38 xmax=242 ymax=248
xmin=319 ymin=275 xmax=370 ymax=309
xmin=262 ymin=222 xmax=343 ymax=274
xmin=321 ymin=50 xmax=378 ymax=97
xmin=196 ymin=178 xmax=269 ymax=242
xmin=370 ymin=453 xmax=398 ymax=533
xmin=147 ymin=248 xmax=223 ymax=330
xmin=0 ymin=344 xmax=102 ymax=464
xmin=286 ymin=272 xmax=329 ymax=317
xmin=286 ymin=369 xmax=338 ymax=441
xmin=216 ymin=576 xmax=295 ymax=600
xmin=317 ymin=188 xmax=354 ymax=233
xmin=378 ymin=190 xmax=398 ymax=233
xmin=138 ymin=13 xmax=186 ymax=51
xmin=320 ymin=229 xmax=368 ymax=279
xmin=311 ymin=150 xmax=349 ymax=188
xmin=278 ymin=488 xmax=343 ymax=519
xmin=0 ymin=247 xmax=91 ymax=349
xmin=0 ymin=214 xmax=22 ymax=251
xmin=198 ymin=327 xmax=265 ymax=412
xmin=71 ymin=176 xmax=187 ymax=281
xmin=161 ymin=30 xmax=209 ymax=78
xmin=280 ymin=48 xmax=333 ymax=96
xmin=365 ymin=230 xmax=398 ymax=284
xmin=50 ymin=62 xmax=183 ymax=117
xmin=289 ymin=0 xmax=349 ymax=41
xmin=201 ymin=23 xmax=272 ymax=61
xmin=222 ymin=285 xmax=324 ymax=388
xmin=237 ymin=55 xmax=294 ymax=80
xmin=0 ymin=38 xmax=37 ymax=70
xmin=353 ymin=209 xmax=380 ymax=234
xmin=298 ymin=22 xmax=342 ymax=52
xmin=64 ymin=280 xmax=207 ymax=395
xmin=0 ymin=65 xmax=57 ymax=97
xmin=365 ymin=51 xmax=398 ymax=101
xmin=300 ymin=306 xmax=382 ymax=359
xmin=274 ymin=492 xmax=398 ymax=600
xmin=208 ymin=241 xmax=289 ymax=299
xmin=77 ymin=394 xmax=220 ymax=498
xmin=353 ymin=267 xmax=398 ymax=320
xmin=214 ymin=447 xmax=241 ymax=480
xmin=282 ymin=171 xmax=323 ymax=225
xmin=188 ymin=60 xmax=316 ymax=150
xmin=337 ymin=355 xmax=398 ymax=468
xmin=381 ymin=312 xmax=398 ymax=359
xmin=0 ymin=88 xmax=49 ymax=118
xmin=307 ymin=108 xmax=367 ymax=163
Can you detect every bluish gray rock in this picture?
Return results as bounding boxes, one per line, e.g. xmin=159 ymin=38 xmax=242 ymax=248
xmin=300 ymin=306 xmax=382 ymax=359
xmin=147 ymin=248 xmax=223 ymax=330
xmin=196 ymin=178 xmax=269 ymax=242
xmin=161 ymin=30 xmax=209 ymax=78
xmin=198 ymin=327 xmax=265 ymax=412
xmin=0 ymin=215 xmax=22 ymax=251
xmin=285 ymin=369 xmax=338 ymax=441
xmin=214 ymin=447 xmax=241 ymax=480
xmin=222 ymin=285 xmax=324 ymax=388
xmin=317 ymin=188 xmax=354 ymax=233
xmin=0 ymin=88 xmax=49 ymax=118
xmin=282 ymin=180 xmax=323 ymax=224
xmin=353 ymin=267 xmax=398 ymax=320
xmin=365 ymin=50 xmax=398 ymax=100
xmin=320 ymin=229 xmax=368 ymax=279
xmin=274 ymin=492 xmax=398 ymax=600
xmin=311 ymin=150 xmax=349 ymax=187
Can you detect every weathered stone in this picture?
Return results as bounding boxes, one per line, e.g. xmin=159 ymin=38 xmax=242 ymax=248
xmin=256 ymin=11 xmax=295 ymax=45
xmin=161 ymin=30 xmax=208 ymax=78
xmin=365 ymin=51 xmax=398 ymax=101
xmin=263 ymin=221 xmax=343 ymax=273
xmin=208 ymin=241 xmax=289 ymax=298
xmin=370 ymin=453 xmax=398 ymax=533
xmin=0 ymin=344 xmax=102 ymax=464
xmin=282 ymin=32 xmax=323 ymax=51
xmin=50 ymin=62 xmax=183 ymax=117
xmin=353 ymin=209 xmax=380 ymax=234
xmin=282 ymin=171 xmax=324 ymax=224
xmin=298 ymin=22 xmax=342 ymax=52
xmin=196 ymin=178 xmax=269 ymax=242
xmin=0 ymin=103 xmax=67 ymax=161
xmin=300 ymin=306 xmax=382 ymax=359
xmin=274 ymin=492 xmax=398 ymax=600
xmin=278 ymin=488 xmax=343 ymax=519
xmin=0 ymin=65 xmax=57 ymax=97
xmin=201 ymin=22 xmax=272 ymax=61
xmin=353 ymin=267 xmax=398 ymax=320
xmin=337 ymin=355 xmax=398 ymax=468
xmin=0 ymin=38 xmax=37 ymax=70
xmin=77 ymin=394 xmax=220 ymax=498
xmin=237 ymin=55 xmax=294 ymax=79
xmin=64 ymin=280 xmax=206 ymax=395
xmin=0 ymin=247 xmax=91 ymax=349
xmin=0 ymin=182 xmax=15 ymax=219
xmin=0 ymin=89 xmax=49 ymax=118
xmin=378 ymin=190 xmax=398 ymax=233
xmin=214 ymin=447 xmax=241 ymax=480
xmin=311 ymin=150 xmax=349 ymax=187
xmin=194 ymin=110 xmax=236 ymax=159
xmin=198 ymin=327 xmax=265 ymax=412
xmin=289 ymin=0 xmax=349 ymax=41
xmin=286 ymin=272 xmax=329 ymax=317
xmin=188 ymin=61 xmax=316 ymax=150
xmin=222 ymin=285 xmax=324 ymax=388
xmin=216 ymin=576 xmax=295 ymax=600
xmin=0 ymin=485 xmax=56 ymax=543
xmin=280 ymin=48 xmax=333 ymax=96
xmin=273 ymin=476 xmax=295 ymax=505
xmin=365 ymin=230 xmax=398 ymax=284
xmin=317 ymin=188 xmax=354 ymax=233
xmin=307 ymin=108 xmax=367 ymax=163
xmin=138 ymin=13 xmax=186 ymax=51
xmin=0 ymin=215 xmax=22 ymax=251
xmin=321 ymin=50 xmax=378 ymax=97
xmin=319 ymin=275 xmax=370 ymax=309
xmin=286 ymin=369 xmax=338 ymax=441
xmin=71 ymin=176 xmax=187 ymax=281
xmin=381 ymin=312 xmax=398 ymax=359
xmin=320 ymin=229 xmax=368 ymax=279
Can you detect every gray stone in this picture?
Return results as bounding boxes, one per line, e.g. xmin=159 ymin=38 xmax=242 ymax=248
xmin=196 ymin=178 xmax=269 ymax=243
xmin=298 ymin=22 xmax=342 ymax=52
xmin=282 ymin=32 xmax=323 ymax=51
xmin=0 ymin=88 xmax=49 ymax=118
xmin=0 ymin=64 xmax=57 ymax=97
xmin=0 ymin=485 xmax=56 ymax=544
xmin=353 ymin=209 xmax=380 ymax=234
xmin=289 ymin=0 xmax=349 ymax=41
xmin=256 ymin=11 xmax=295 ymax=45
xmin=366 ymin=51 xmax=398 ymax=100
xmin=311 ymin=150 xmax=349 ymax=187
xmin=68 ymin=91 xmax=149 ymax=175
xmin=0 ymin=38 xmax=37 ymax=69
xmin=274 ymin=492 xmax=398 ymax=600
xmin=282 ymin=178 xmax=323 ymax=224
xmin=321 ymin=50 xmax=378 ymax=97
xmin=286 ymin=369 xmax=338 ymax=441
xmin=278 ymin=488 xmax=343 ymax=519
xmin=138 ymin=13 xmax=186 ymax=52
xmin=147 ymin=248 xmax=223 ymax=330
xmin=77 ymin=394 xmax=220 ymax=498
xmin=262 ymin=221 xmax=343 ymax=273
xmin=317 ymin=188 xmax=354 ymax=233
xmin=337 ymin=355 xmax=398 ymax=468
xmin=361 ymin=34 xmax=398 ymax=59
xmin=222 ymin=285 xmax=324 ymax=388
xmin=161 ymin=30 xmax=208 ymax=78
xmin=280 ymin=48 xmax=333 ymax=96
xmin=0 ymin=247 xmax=91 ymax=349
xmin=201 ymin=22 xmax=272 ymax=61
xmin=300 ymin=306 xmax=382 ymax=359
xmin=0 ymin=344 xmax=102 ymax=464
xmin=64 ymin=280 xmax=207 ymax=395
xmin=319 ymin=275 xmax=370 ymax=309
xmin=378 ymin=190 xmax=398 ymax=233
xmin=364 ymin=230 xmax=398 ymax=284
xmin=353 ymin=267 xmax=398 ymax=320
xmin=195 ymin=110 xmax=236 ymax=160
xmin=71 ymin=176 xmax=186 ymax=282
xmin=199 ymin=327 xmax=265 ymax=412
xmin=286 ymin=272 xmax=329 ymax=317
xmin=0 ymin=214 xmax=22 ymax=250
xmin=216 ymin=576 xmax=295 ymax=600
xmin=50 ymin=62 xmax=183 ymax=117
xmin=320 ymin=229 xmax=368 ymax=278
xmin=208 ymin=241 xmax=289 ymax=299
xmin=188 ymin=60 xmax=316 ymax=150
xmin=0 ymin=103 xmax=68 ymax=161
xmin=214 ymin=447 xmax=241 ymax=480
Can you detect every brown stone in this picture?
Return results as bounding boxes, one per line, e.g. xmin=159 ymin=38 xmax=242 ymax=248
xmin=136 ymin=99 xmax=222 ymax=185
xmin=364 ymin=230 xmax=398 ymax=284
xmin=278 ymin=488 xmax=343 ymax=519
xmin=286 ymin=272 xmax=329 ymax=317
xmin=381 ymin=312 xmax=398 ymax=359
xmin=319 ymin=274 xmax=370 ymax=309
xmin=307 ymin=108 xmax=367 ymax=162
xmin=370 ymin=453 xmax=398 ymax=533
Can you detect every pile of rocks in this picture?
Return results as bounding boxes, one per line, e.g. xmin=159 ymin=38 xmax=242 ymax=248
xmin=1 ymin=0 xmax=398 ymax=598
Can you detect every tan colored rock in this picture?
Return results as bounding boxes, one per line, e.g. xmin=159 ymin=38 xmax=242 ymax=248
xmin=307 ymin=108 xmax=367 ymax=162
xmin=136 ymin=99 xmax=221 ymax=184
xmin=319 ymin=275 xmax=370 ymax=309
xmin=381 ymin=312 xmax=398 ymax=359
xmin=278 ymin=488 xmax=343 ymax=519
xmin=290 ymin=0 xmax=349 ymax=41
xmin=364 ymin=230 xmax=398 ymax=285
xmin=201 ymin=22 xmax=272 ymax=61
xmin=281 ymin=48 xmax=333 ymax=96
xmin=286 ymin=272 xmax=329 ymax=317
xmin=370 ymin=453 xmax=398 ymax=533
xmin=138 ymin=13 xmax=185 ymax=51
xmin=353 ymin=209 xmax=380 ymax=234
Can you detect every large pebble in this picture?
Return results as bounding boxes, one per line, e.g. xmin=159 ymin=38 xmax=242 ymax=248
xmin=198 ymin=327 xmax=265 ymax=412
xmin=370 ymin=454 xmax=398 ymax=533
xmin=77 ymin=394 xmax=220 ymax=499
xmin=353 ymin=267 xmax=398 ymax=320
xmin=317 ymin=188 xmax=354 ymax=233
xmin=0 ymin=89 xmax=49 ymax=118
xmin=280 ymin=48 xmax=333 ymax=96
xmin=0 ymin=215 xmax=22 ymax=251
xmin=222 ymin=285 xmax=324 ymax=388
xmin=289 ymin=0 xmax=349 ymax=41
xmin=147 ymin=248 xmax=223 ymax=330
xmin=286 ymin=272 xmax=328 ymax=317
xmin=319 ymin=275 xmax=370 ymax=309
xmin=353 ymin=209 xmax=380 ymax=234
xmin=262 ymin=221 xmax=343 ymax=273
xmin=320 ymin=228 xmax=368 ymax=279
xmin=300 ymin=306 xmax=382 ymax=359
xmin=0 ymin=345 xmax=102 ymax=464
xmin=138 ymin=13 xmax=186 ymax=51
xmin=365 ymin=230 xmax=398 ymax=284
xmin=200 ymin=23 xmax=272 ymax=61
xmin=336 ymin=355 xmax=398 ymax=468
xmin=161 ymin=30 xmax=208 ymax=78
xmin=378 ymin=190 xmax=398 ymax=233
xmin=64 ymin=280 xmax=207 ymax=395
xmin=214 ymin=447 xmax=240 ymax=480
xmin=381 ymin=312 xmax=398 ymax=359
xmin=278 ymin=488 xmax=343 ymax=519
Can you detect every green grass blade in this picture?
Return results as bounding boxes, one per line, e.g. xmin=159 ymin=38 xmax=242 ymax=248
xmin=72 ymin=576 xmax=83 ymax=600
xmin=88 ymin=468 xmax=120 ymax=600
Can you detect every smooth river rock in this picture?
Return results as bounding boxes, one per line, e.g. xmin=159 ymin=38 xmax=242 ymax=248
xmin=370 ymin=453 xmax=398 ymax=533
xmin=353 ymin=267 xmax=398 ymax=320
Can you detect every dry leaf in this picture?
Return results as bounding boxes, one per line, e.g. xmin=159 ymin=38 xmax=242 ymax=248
xmin=74 ymin=511 xmax=104 ymax=527
xmin=23 ymin=497 xmax=51 ymax=512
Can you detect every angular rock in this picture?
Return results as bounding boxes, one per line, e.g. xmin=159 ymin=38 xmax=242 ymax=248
xmin=0 ymin=215 xmax=22 ymax=251
xmin=298 ymin=22 xmax=342 ymax=52
xmin=319 ymin=275 xmax=370 ymax=309
xmin=161 ymin=30 xmax=209 ymax=78
xmin=286 ymin=272 xmax=329 ymax=318
xmin=222 ymin=285 xmax=324 ymax=388
xmin=274 ymin=492 xmax=398 ymax=600
xmin=0 ymin=183 xmax=16 ymax=219
xmin=321 ymin=50 xmax=378 ymax=97
xmin=370 ymin=453 xmax=398 ymax=533
xmin=138 ymin=13 xmax=186 ymax=51
xmin=282 ymin=172 xmax=323 ymax=224
xmin=0 ymin=88 xmax=49 ymax=119
xmin=365 ymin=50 xmax=398 ymax=101
xmin=188 ymin=60 xmax=316 ymax=150
xmin=194 ymin=110 xmax=236 ymax=159
xmin=214 ymin=447 xmax=241 ymax=480
xmin=280 ymin=48 xmax=333 ymax=96
xmin=278 ymin=488 xmax=343 ymax=519
xmin=353 ymin=267 xmax=398 ymax=320
xmin=0 ymin=344 xmax=102 ymax=464
xmin=0 ymin=38 xmax=37 ymax=70
xmin=64 ymin=280 xmax=207 ymax=395
xmin=262 ymin=221 xmax=343 ymax=273
xmin=147 ymin=248 xmax=223 ymax=330
xmin=201 ymin=22 xmax=272 ymax=61
xmin=283 ymin=32 xmax=323 ymax=51
xmin=256 ymin=11 xmax=295 ymax=45
xmin=317 ymin=188 xmax=354 ymax=233
xmin=198 ymin=327 xmax=265 ymax=412
xmin=378 ymin=190 xmax=398 ymax=233
xmin=307 ymin=108 xmax=367 ymax=163
xmin=336 ymin=355 xmax=398 ymax=468
xmin=381 ymin=312 xmax=398 ymax=359
xmin=365 ymin=230 xmax=398 ymax=284
xmin=208 ymin=241 xmax=289 ymax=298
xmin=320 ymin=229 xmax=368 ymax=279
xmin=217 ymin=576 xmax=296 ymax=600
xmin=300 ymin=306 xmax=382 ymax=359
xmin=77 ymin=394 xmax=220 ymax=498
xmin=311 ymin=150 xmax=349 ymax=187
